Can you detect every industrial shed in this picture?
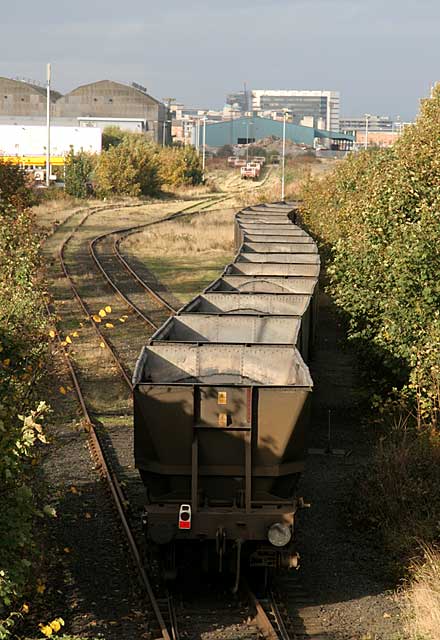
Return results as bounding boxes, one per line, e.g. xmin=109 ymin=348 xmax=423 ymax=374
xmin=0 ymin=77 xmax=61 ymax=117
xmin=200 ymin=116 xmax=353 ymax=150
xmin=0 ymin=77 xmax=169 ymax=144
xmin=54 ymin=80 xmax=169 ymax=143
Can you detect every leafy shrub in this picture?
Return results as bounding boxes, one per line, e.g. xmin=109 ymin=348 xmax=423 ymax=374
xmin=158 ymin=146 xmax=203 ymax=187
xmin=94 ymin=136 xmax=161 ymax=197
xmin=0 ymin=197 xmax=50 ymax=635
xmin=0 ymin=162 xmax=35 ymax=210
xmin=301 ymin=85 xmax=440 ymax=420
xmin=102 ymin=125 xmax=130 ymax=150
xmin=64 ymin=150 xmax=96 ymax=198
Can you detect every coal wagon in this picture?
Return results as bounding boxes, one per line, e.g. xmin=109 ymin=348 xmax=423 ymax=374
xmin=133 ymin=202 xmax=320 ymax=583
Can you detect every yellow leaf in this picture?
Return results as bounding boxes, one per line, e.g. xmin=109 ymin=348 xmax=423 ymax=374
xmin=49 ymin=619 xmax=64 ymax=632
xmin=39 ymin=624 xmax=53 ymax=637
xmin=122 ymin=315 xmax=129 ymax=319
xmin=105 ymin=323 xmax=114 ymax=328
xmin=63 ymin=547 xmax=71 ymax=554
xmin=99 ymin=342 xmax=105 ymax=348
xmin=65 ymin=336 xmax=72 ymax=344
xmin=59 ymin=386 xmax=66 ymax=395
xmin=98 ymin=309 xmax=107 ymax=318
xmin=92 ymin=315 xmax=101 ymax=323
xmin=105 ymin=305 xmax=112 ymax=313
xmin=119 ymin=318 xmax=126 ymax=323
xmin=21 ymin=603 xmax=29 ymax=614
xmin=49 ymin=330 xmax=56 ymax=339
xmin=3 ymin=358 xmax=10 ymax=367
xmin=36 ymin=583 xmax=46 ymax=594
xmin=60 ymin=341 xmax=67 ymax=347
xmin=72 ymin=331 xmax=79 ymax=337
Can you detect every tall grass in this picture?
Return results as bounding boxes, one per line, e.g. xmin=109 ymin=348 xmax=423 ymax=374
xmin=404 ymin=545 xmax=440 ymax=639
xmin=128 ymin=209 xmax=235 ymax=257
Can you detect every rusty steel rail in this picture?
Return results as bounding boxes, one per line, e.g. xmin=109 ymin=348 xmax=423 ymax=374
xmin=43 ymin=296 xmax=172 ymax=640
xmin=59 ymin=209 xmax=133 ymax=388
xmin=241 ymin=579 xmax=281 ymax=640
xmin=92 ymin=194 xmax=237 ymax=318
xmin=44 ymin=203 xmax=179 ymax=639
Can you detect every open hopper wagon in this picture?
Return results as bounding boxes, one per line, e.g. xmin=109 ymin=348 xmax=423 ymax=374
xmin=133 ymin=202 xmax=320 ymax=581
xmin=133 ymin=343 xmax=313 ymax=577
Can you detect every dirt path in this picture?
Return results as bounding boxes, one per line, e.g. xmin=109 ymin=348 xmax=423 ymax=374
xmin=294 ymin=290 xmax=407 ymax=639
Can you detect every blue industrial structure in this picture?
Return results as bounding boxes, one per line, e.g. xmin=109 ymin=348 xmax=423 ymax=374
xmin=198 ymin=116 xmax=353 ymax=150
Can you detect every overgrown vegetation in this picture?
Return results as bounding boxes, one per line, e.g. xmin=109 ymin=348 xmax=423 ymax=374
xmin=123 ymin=208 xmax=235 ymax=303
xmin=66 ymin=128 xmax=203 ymax=197
xmin=301 ymin=87 xmax=440 ymax=581
xmin=0 ymin=164 xmax=50 ymax=637
xmin=403 ymin=545 xmax=440 ymax=640
xmin=158 ymin=146 xmax=203 ymax=187
xmin=64 ymin=150 xmax=95 ymax=198
xmin=94 ymin=135 xmax=161 ymax=197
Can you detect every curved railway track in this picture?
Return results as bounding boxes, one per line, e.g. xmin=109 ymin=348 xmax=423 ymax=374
xmin=46 ymin=189 xmax=311 ymax=640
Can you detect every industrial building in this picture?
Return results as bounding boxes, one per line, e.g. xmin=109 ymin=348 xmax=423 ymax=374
xmin=196 ymin=116 xmax=353 ymax=151
xmin=225 ymin=89 xmax=341 ymax=131
xmin=0 ymin=77 xmax=169 ymax=144
xmin=340 ymin=115 xmax=395 ymax=134
xmin=0 ymin=77 xmax=61 ymax=118
xmin=0 ymin=125 xmax=102 ymax=157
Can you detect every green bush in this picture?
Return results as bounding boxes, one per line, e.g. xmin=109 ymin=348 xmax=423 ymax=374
xmin=158 ymin=146 xmax=203 ymax=187
xmin=301 ymin=84 xmax=440 ymax=578
xmin=0 ymin=162 xmax=35 ymax=210
xmin=64 ymin=150 xmax=96 ymax=199
xmin=301 ymin=86 xmax=440 ymax=421
xmin=0 ymin=198 xmax=50 ymax=636
xmin=94 ymin=136 xmax=161 ymax=197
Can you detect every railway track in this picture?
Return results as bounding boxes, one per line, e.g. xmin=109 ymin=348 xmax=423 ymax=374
xmin=46 ymin=192 xmax=311 ymax=640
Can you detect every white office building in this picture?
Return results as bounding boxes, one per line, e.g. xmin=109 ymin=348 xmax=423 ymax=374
xmin=250 ymin=90 xmax=340 ymax=132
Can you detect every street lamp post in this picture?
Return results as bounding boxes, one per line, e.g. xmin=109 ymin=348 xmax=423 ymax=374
xmin=202 ymin=116 xmax=207 ymax=179
xmin=281 ymin=111 xmax=288 ymax=201
xmin=46 ymin=63 xmax=51 ymax=187
xmin=364 ymin=113 xmax=371 ymax=150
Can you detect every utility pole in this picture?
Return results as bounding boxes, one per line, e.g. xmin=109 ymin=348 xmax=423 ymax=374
xmin=46 ymin=63 xmax=51 ymax=187
xmin=202 ymin=116 xmax=207 ymax=179
xmin=281 ymin=111 xmax=288 ymax=201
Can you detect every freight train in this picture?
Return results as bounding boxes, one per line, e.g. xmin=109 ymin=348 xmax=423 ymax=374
xmin=133 ymin=203 xmax=319 ymax=585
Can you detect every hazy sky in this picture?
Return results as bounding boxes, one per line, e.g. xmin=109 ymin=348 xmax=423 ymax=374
xmin=1 ymin=0 xmax=439 ymax=119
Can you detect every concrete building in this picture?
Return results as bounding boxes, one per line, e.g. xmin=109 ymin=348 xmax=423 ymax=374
xmin=340 ymin=115 xmax=395 ymax=135
xmin=0 ymin=77 xmax=169 ymax=144
xmin=355 ymin=131 xmax=400 ymax=148
xmin=0 ymin=77 xmax=61 ymax=118
xmin=225 ymin=89 xmax=340 ymax=131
